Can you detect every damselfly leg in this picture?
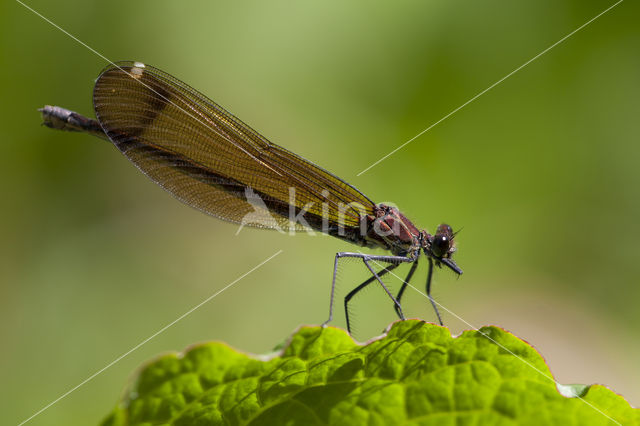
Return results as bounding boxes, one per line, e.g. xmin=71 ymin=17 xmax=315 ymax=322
xmin=323 ymin=252 xmax=417 ymax=334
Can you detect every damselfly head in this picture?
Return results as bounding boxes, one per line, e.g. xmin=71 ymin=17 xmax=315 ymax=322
xmin=428 ymin=223 xmax=457 ymax=259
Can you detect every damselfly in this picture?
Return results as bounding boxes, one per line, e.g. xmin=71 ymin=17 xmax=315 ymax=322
xmin=40 ymin=62 xmax=463 ymax=333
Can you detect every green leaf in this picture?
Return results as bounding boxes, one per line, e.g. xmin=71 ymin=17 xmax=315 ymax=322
xmin=101 ymin=320 xmax=638 ymax=426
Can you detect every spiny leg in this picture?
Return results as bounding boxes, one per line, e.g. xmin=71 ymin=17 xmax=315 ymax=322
xmin=323 ymin=252 xmax=414 ymax=333
xmin=426 ymin=257 xmax=443 ymax=325
xmin=361 ymin=257 xmax=406 ymax=320
xmin=323 ymin=252 xmax=392 ymax=326
xmin=322 ymin=252 xmax=344 ymax=327
xmin=344 ymin=263 xmax=400 ymax=334
xmin=393 ymin=258 xmax=420 ymax=319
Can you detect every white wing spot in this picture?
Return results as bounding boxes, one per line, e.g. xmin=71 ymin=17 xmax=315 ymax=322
xmin=130 ymin=64 xmax=144 ymax=79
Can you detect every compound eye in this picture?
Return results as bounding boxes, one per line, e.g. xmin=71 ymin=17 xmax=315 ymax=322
xmin=436 ymin=224 xmax=453 ymax=236
xmin=431 ymin=234 xmax=450 ymax=258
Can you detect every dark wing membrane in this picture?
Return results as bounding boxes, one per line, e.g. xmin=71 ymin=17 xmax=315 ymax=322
xmin=93 ymin=62 xmax=375 ymax=233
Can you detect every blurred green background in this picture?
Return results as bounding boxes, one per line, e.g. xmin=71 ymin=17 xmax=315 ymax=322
xmin=1 ymin=0 xmax=638 ymax=424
